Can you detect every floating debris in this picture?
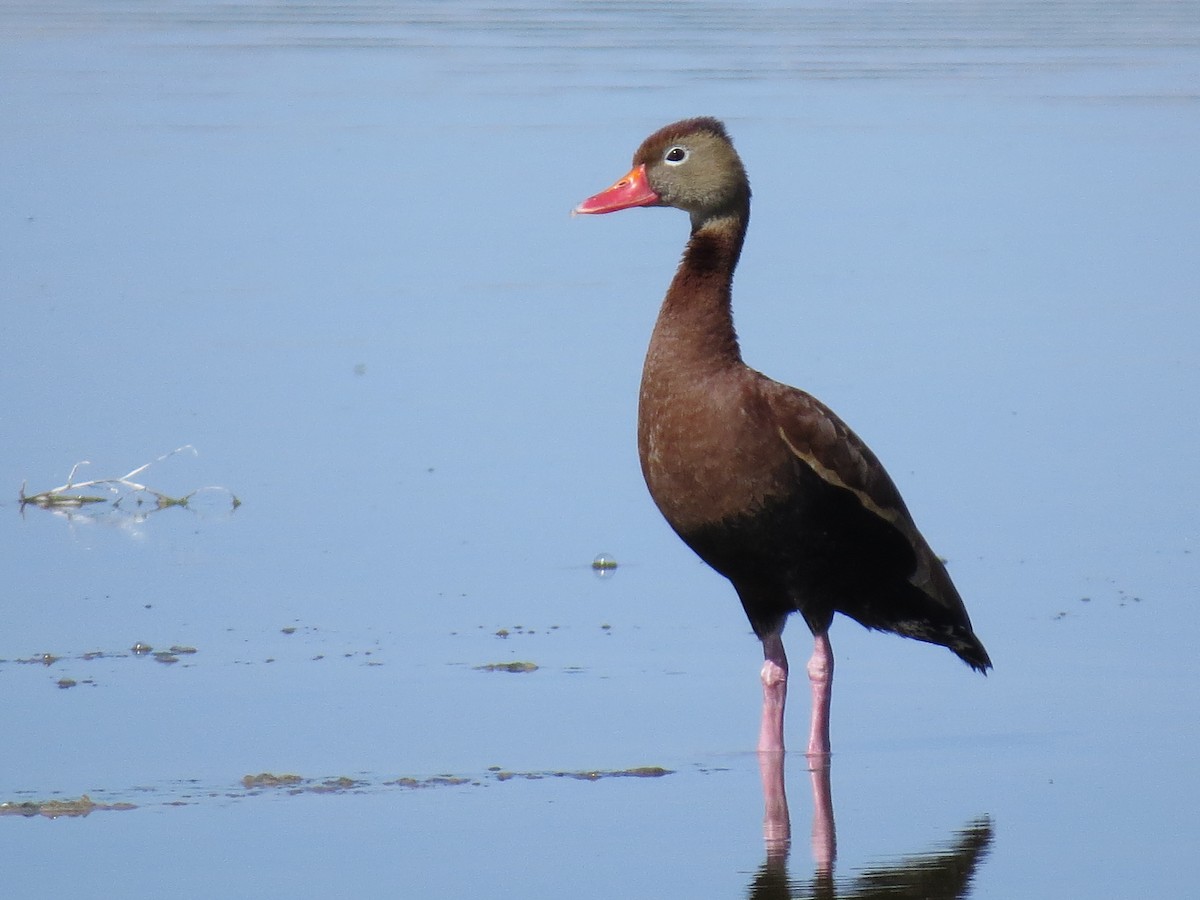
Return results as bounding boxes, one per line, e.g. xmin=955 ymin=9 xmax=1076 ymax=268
xmin=491 ymin=766 xmax=672 ymax=782
xmin=14 ymin=653 xmax=59 ymax=666
xmin=0 ymin=795 xmax=135 ymax=818
xmin=307 ymin=777 xmax=366 ymax=794
xmin=5 ymin=763 xmax=674 ymax=818
xmin=241 ymin=773 xmax=366 ymax=795
xmin=4 ymin=644 xmax=199 ymax=682
xmin=242 ymin=773 xmax=303 ymax=790
xmin=389 ymin=775 xmax=473 ymax=789
xmin=390 ymin=767 xmax=671 ymax=787
xmin=491 ymin=623 xmax=558 ymax=638
xmin=474 ymin=661 xmax=538 ymax=673
xmin=18 ymin=445 xmax=239 ymax=519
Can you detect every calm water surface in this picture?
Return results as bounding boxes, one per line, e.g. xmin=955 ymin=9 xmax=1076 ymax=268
xmin=2 ymin=3 xmax=1198 ymax=897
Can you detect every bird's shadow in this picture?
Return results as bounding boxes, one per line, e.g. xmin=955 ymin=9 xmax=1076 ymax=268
xmin=752 ymin=753 xmax=992 ymax=900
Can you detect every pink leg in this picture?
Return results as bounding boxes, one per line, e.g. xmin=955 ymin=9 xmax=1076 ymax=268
xmin=808 ymin=755 xmax=836 ymax=875
xmin=806 ymin=632 xmax=833 ymax=758
xmin=758 ymin=747 xmax=791 ymax=856
xmin=758 ymin=632 xmax=789 ymax=753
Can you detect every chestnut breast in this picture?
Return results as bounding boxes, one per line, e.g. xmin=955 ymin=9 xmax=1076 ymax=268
xmin=637 ymin=362 xmax=797 ymax=534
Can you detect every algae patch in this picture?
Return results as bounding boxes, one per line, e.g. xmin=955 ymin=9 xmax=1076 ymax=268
xmin=388 ymin=775 xmax=474 ymax=789
xmin=241 ymin=772 xmax=366 ymax=795
xmin=474 ymin=661 xmax=538 ymax=673
xmin=388 ymin=766 xmax=672 ymax=788
xmin=490 ymin=766 xmax=673 ymax=782
xmin=5 ymin=763 xmax=673 ymax=818
xmin=0 ymin=795 xmax=136 ymax=818
xmin=242 ymin=772 xmax=304 ymax=790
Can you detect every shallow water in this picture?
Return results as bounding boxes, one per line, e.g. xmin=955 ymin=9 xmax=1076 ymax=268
xmin=2 ymin=2 xmax=1198 ymax=897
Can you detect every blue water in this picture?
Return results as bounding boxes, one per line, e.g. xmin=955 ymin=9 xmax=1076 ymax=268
xmin=2 ymin=3 xmax=1198 ymax=897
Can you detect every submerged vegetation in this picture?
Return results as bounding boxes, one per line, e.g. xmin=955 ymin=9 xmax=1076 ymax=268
xmin=2 ymin=642 xmax=201 ymax=689
xmin=2 ymin=766 xmax=675 ymax=819
xmin=0 ymin=795 xmax=136 ymax=818
xmin=474 ymin=661 xmax=539 ymax=673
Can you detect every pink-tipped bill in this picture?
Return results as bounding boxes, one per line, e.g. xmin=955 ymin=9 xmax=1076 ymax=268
xmin=573 ymin=164 xmax=660 ymax=215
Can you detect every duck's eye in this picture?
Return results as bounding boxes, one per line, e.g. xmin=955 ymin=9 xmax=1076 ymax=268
xmin=665 ymin=146 xmax=688 ymax=165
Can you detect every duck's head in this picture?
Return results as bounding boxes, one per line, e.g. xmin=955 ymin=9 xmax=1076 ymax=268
xmin=574 ymin=117 xmax=750 ymax=227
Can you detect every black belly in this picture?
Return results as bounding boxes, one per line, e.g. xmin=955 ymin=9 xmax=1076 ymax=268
xmin=674 ymin=457 xmax=923 ymax=638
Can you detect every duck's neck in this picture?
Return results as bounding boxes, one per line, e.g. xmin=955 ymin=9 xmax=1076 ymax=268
xmin=650 ymin=208 xmax=749 ymax=375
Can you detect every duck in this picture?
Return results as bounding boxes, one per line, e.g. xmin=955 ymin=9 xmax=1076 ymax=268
xmin=574 ymin=117 xmax=990 ymax=757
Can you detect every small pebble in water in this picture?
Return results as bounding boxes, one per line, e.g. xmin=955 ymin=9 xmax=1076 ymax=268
xmin=591 ymin=553 xmax=618 ymax=572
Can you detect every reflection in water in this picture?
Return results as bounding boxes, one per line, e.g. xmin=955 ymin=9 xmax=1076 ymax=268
xmin=754 ymin=753 xmax=992 ymax=899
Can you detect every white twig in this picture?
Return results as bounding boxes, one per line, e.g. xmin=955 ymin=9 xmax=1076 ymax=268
xmin=19 ymin=445 xmax=235 ymax=514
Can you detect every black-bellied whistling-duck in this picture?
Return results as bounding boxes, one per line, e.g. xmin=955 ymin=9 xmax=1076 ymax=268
xmin=575 ymin=117 xmax=990 ymax=758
